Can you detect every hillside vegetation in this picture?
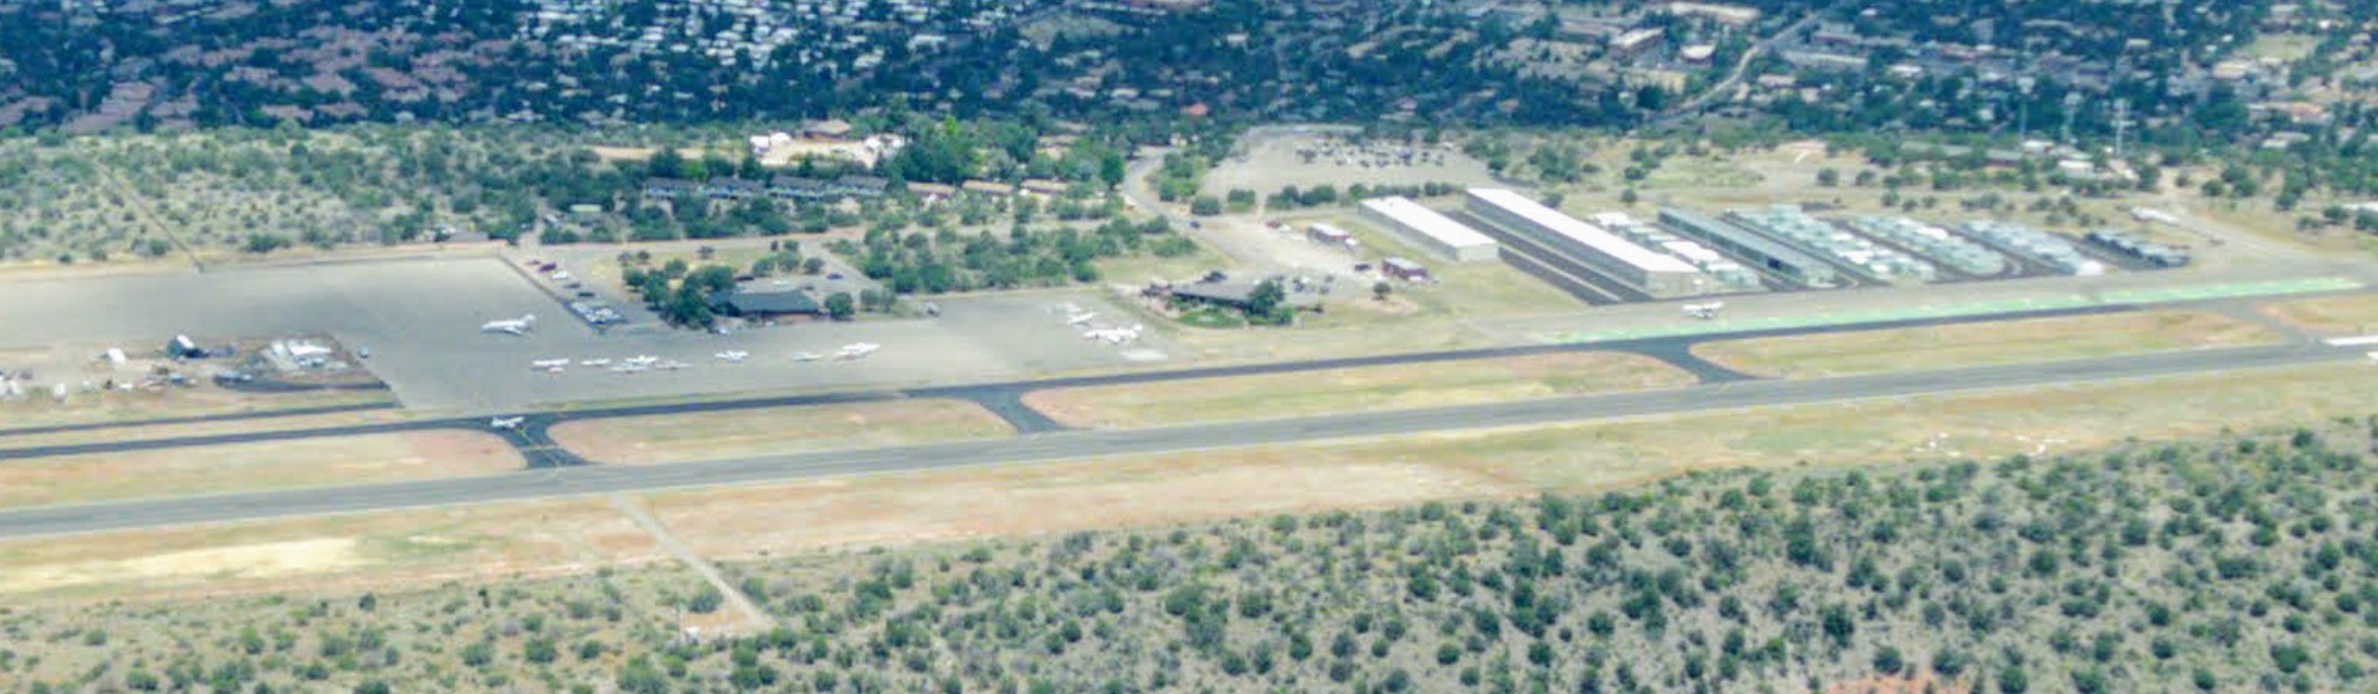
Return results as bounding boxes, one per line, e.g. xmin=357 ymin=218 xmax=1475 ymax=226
xmin=10 ymin=419 xmax=2378 ymax=694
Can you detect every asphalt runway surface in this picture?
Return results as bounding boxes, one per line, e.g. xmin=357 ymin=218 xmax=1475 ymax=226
xmin=0 ymin=340 xmax=2352 ymax=539
xmin=0 ymin=301 xmax=2132 ymax=462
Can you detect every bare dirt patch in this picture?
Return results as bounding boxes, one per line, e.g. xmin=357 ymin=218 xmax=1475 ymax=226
xmin=1693 ymin=310 xmax=2281 ymax=379
xmin=550 ymin=399 xmax=1012 ymax=465
xmin=2260 ymin=294 xmax=2378 ymax=336
xmin=1023 ymin=351 xmax=1693 ymax=429
xmin=0 ymin=430 xmax=520 ymax=509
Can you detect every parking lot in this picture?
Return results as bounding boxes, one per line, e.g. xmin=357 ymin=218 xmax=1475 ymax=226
xmin=0 ymin=257 xmax=1175 ymax=414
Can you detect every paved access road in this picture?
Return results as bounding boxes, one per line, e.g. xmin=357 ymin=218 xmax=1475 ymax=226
xmin=0 ymin=341 xmax=2351 ymax=539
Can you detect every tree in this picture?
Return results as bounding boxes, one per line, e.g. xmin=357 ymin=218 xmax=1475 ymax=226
xmin=1245 ymin=280 xmax=1288 ymax=325
xmin=825 ymin=292 xmax=856 ymax=321
xmin=648 ymin=148 xmax=687 ymax=180
xmin=1373 ymin=280 xmax=1392 ymax=301
xmin=1190 ymin=195 xmax=1223 ymax=216
xmin=1817 ymin=168 xmax=1841 ymax=187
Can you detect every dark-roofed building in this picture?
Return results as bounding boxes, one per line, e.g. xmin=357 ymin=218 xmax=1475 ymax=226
xmin=835 ymin=176 xmax=890 ymax=198
xmin=701 ymin=178 xmax=762 ymax=199
xmin=1168 ymin=277 xmax=1332 ymax=311
xmin=708 ymin=285 xmax=822 ymax=319
xmin=768 ymin=175 xmax=834 ymax=199
xmin=644 ymin=178 xmax=698 ymax=199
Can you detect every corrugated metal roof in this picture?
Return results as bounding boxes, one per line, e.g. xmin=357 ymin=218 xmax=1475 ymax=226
xmin=1361 ymin=197 xmax=1498 ymax=251
xmin=1468 ymin=189 xmax=1696 ymax=274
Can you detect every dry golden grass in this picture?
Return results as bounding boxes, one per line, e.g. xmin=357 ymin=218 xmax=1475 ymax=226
xmin=1023 ymin=351 xmax=1693 ymax=429
xmin=0 ymin=431 xmax=521 ymax=509
xmin=0 ymin=497 xmax=664 ymax=602
xmin=549 ymin=399 xmax=1012 ymax=465
xmin=1693 ymin=310 xmax=2281 ymax=378
xmin=2260 ymin=294 xmax=2378 ymax=337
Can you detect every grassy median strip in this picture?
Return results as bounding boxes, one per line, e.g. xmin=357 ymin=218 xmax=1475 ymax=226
xmin=1021 ymin=352 xmax=1695 ymax=429
xmin=547 ymin=399 xmax=1013 ymax=465
xmin=0 ymin=431 xmax=521 ymax=510
xmin=2260 ymin=294 xmax=2378 ymax=336
xmin=1691 ymin=310 xmax=2281 ymax=378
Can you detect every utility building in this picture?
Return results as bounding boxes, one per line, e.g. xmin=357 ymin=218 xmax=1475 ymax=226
xmin=1359 ymin=197 xmax=1499 ymax=262
xmin=1465 ymin=189 xmax=1706 ymax=297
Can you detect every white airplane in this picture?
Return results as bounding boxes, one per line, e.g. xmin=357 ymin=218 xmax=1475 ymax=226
xmin=791 ymin=351 xmax=823 ymax=363
xmin=1083 ymin=324 xmax=1145 ymax=344
xmin=609 ymin=364 xmax=648 ymax=374
xmin=578 ymin=358 xmax=611 ymax=367
xmin=1682 ymin=301 xmax=1725 ymax=320
xmin=531 ymin=358 xmax=571 ymax=369
xmin=714 ymin=350 xmax=750 ymax=362
xmin=838 ymin=342 xmax=880 ymax=360
xmin=489 ymin=416 xmax=524 ymax=430
xmin=656 ymin=360 xmax=689 ymax=371
xmin=482 ymin=314 xmax=537 ymax=335
xmin=1066 ymin=310 xmax=1098 ymax=326
xmin=624 ymin=355 xmax=659 ymax=368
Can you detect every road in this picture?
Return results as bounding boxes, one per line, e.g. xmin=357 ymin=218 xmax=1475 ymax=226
xmin=1660 ymin=12 xmax=1825 ymax=123
xmin=0 ymin=340 xmax=2355 ymax=539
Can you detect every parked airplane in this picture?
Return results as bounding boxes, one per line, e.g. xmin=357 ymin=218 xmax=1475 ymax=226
xmin=838 ymin=342 xmax=881 ymax=360
xmin=481 ymin=314 xmax=537 ymax=335
xmin=1084 ymin=324 xmax=1145 ymax=344
xmin=1682 ymin=302 xmax=1725 ymax=320
xmin=1066 ymin=310 xmax=1097 ymax=326
xmin=655 ymin=360 xmax=689 ymax=371
xmin=609 ymin=364 xmax=649 ymax=374
xmin=714 ymin=350 xmax=750 ymax=362
xmin=489 ymin=416 xmax=524 ymax=430
xmin=578 ymin=358 xmax=611 ymax=367
xmin=624 ymin=355 xmax=659 ymax=368
xmin=791 ymin=352 xmax=823 ymax=363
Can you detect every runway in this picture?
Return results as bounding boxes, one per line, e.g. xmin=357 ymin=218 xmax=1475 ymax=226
xmin=0 ymin=302 xmax=2135 ymax=463
xmin=0 ymin=340 xmax=2350 ymax=539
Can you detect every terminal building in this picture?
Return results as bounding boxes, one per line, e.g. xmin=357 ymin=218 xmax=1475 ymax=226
xmin=1465 ymin=189 xmax=1707 ymax=298
xmin=1358 ymin=197 xmax=1499 ymax=262
xmin=1658 ymin=207 xmax=1838 ymax=287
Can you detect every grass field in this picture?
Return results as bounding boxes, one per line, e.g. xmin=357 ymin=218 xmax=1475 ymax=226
xmin=0 ymin=497 xmax=668 ymax=602
xmin=1692 ymin=310 xmax=2282 ymax=378
xmin=2260 ymin=294 xmax=2378 ymax=336
xmin=1022 ymin=351 xmax=1693 ymax=429
xmin=547 ymin=399 xmax=1012 ymax=464
xmin=0 ymin=431 xmax=521 ymax=509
